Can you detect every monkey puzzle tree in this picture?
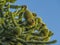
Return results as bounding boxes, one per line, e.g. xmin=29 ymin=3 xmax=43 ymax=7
xmin=0 ymin=0 xmax=57 ymax=45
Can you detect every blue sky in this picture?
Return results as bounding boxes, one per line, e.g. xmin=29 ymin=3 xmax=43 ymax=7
xmin=14 ymin=0 xmax=60 ymax=45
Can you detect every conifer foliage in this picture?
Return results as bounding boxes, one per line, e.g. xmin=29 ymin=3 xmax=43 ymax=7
xmin=0 ymin=0 xmax=57 ymax=45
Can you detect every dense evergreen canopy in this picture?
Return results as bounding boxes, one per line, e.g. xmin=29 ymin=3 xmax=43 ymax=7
xmin=0 ymin=0 xmax=57 ymax=45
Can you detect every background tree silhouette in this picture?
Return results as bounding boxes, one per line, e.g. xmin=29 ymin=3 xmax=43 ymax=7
xmin=0 ymin=0 xmax=57 ymax=45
